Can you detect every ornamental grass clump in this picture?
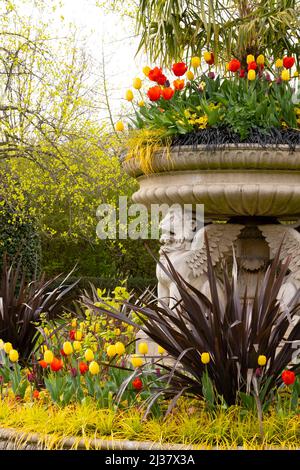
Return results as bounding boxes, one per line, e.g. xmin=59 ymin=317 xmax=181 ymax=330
xmin=87 ymin=240 xmax=300 ymax=411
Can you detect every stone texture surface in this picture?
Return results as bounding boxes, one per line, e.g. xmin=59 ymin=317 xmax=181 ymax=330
xmin=122 ymin=146 xmax=300 ymax=218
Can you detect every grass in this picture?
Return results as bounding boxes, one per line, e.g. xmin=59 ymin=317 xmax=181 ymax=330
xmin=0 ymin=398 xmax=298 ymax=450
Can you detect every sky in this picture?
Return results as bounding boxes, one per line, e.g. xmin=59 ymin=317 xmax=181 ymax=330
xmin=56 ymin=0 xmax=145 ymax=119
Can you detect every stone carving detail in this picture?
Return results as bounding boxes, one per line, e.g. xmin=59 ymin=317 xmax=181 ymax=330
xmin=259 ymin=225 xmax=300 ymax=304
xmin=156 ymin=206 xmax=244 ymax=305
xmin=156 ymin=209 xmax=300 ymax=307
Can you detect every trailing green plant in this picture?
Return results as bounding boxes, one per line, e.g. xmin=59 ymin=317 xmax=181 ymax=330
xmin=0 ymin=255 xmax=78 ymax=362
xmin=86 ymin=241 xmax=300 ymax=411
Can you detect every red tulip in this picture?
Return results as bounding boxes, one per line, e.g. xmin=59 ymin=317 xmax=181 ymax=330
xmin=283 ymin=57 xmax=295 ymax=69
xmin=247 ymin=61 xmax=257 ymax=71
xmin=162 ymin=87 xmax=174 ymax=100
xmin=69 ymin=330 xmax=76 ymax=340
xmin=39 ymin=360 xmax=48 ymax=369
xmin=148 ymin=67 xmax=163 ymax=82
xmin=50 ymin=357 xmax=63 ymax=372
xmin=172 ymin=62 xmax=188 ymax=77
xmin=33 ymin=390 xmax=40 ymax=399
xmin=156 ymin=74 xmax=167 ymax=85
xmin=147 ymin=86 xmax=162 ymax=101
xmin=282 ymin=370 xmax=296 ymax=386
xmin=239 ymin=69 xmax=246 ymax=78
xmin=60 ymin=348 xmax=67 ymax=357
xmin=79 ymin=362 xmax=89 ymax=375
xmin=173 ymin=79 xmax=185 ymax=90
xmin=132 ymin=377 xmax=143 ymax=391
xmin=228 ymin=59 xmax=241 ymax=72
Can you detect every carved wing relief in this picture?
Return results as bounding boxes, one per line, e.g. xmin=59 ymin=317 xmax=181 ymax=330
xmin=258 ymin=225 xmax=300 ymax=280
xmin=187 ymin=224 xmax=244 ymax=278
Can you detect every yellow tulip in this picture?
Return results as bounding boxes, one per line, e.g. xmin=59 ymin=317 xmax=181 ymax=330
xmin=107 ymin=345 xmax=116 ymax=358
xmin=281 ymin=69 xmax=290 ymax=81
xmin=44 ymin=350 xmax=54 ymax=364
xmin=9 ymin=349 xmax=19 ymax=363
xmin=63 ymin=341 xmax=73 ymax=356
xmin=203 ymin=51 xmax=212 ymax=63
xmin=143 ymin=66 xmax=151 ymax=76
xmin=0 ymin=339 xmax=4 ymax=350
xmin=130 ymin=354 xmax=144 ymax=368
xmin=73 ymin=341 xmax=82 ymax=351
xmin=89 ymin=361 xmax=100 ymax=375
xmin=71 ymin=319 xmax=77 ymax=328
xmin=294 ymin=71 xmax=299 ymax=77
xmin=257 ymin=54 xmax=265 ymax=65
xmin=84 ymin=348 xmax=94 ymax=362
xmin=138 ymin=100 xmax=145 ymax=107
xmin=74 ymin=330 xmax=82 ymax=341
xmin=275 ymin=58 xmax=283 ymax=68
xmin=125 ymin=89 xmax=134 ymax=101
xmin=114 ymin=328 xmax=121 ymax=336
xmin=248 ymin=69 xmax=256 ymax=81
xmin=138 ymin=342 xmax=148 ymax=355
xmin=115 ymin=341 xmax=125 ymax=356
xmin=246 ymin=54 xmax=255 ymax=64
xmin=225 ymin=63 xmax=230 ymax=71
xmin=133 ymin=77 xmax=142 ymax=89
xmin=158 ymin=345 xmax=165 ymax=355
xmin=201 ymin=352 xmax=210 ymax=364
xmin=4 ymin=342 xmax=13 ymax=354
xmin=186 ymin=70 xmax=194 ymax=80
xmin=191 ymin=56 xmax=201 ymax=68
xmin=258 ymin=355 xmax=267 ymax=366
xmin=115 ymin=121 xmax=125 ymax=132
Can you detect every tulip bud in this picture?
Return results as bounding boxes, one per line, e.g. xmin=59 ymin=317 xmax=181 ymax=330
xmin=125 ymin=89 xmax=134 ymax=101
xmin=138 ymin=342 xmax=148 ymax=355
xmin=201 ymin=352 xmax=210 ymax=364
xmin=191 ymin=56 xmax=201 ymax=68
xmin=257 ymin=355 xmax=267 ymax=366
xmin=84 ymin=348 xmax=94 ymax=362
xmin=9 ymin=349 xmax=19 ymax=363
xmin=281 ymin=69 xmax=290 ymax=81
xmin=247 ymin=69 xmax=256 ymax=81
xmin=133 ymin=77 xmax=142 ymax=89
xmin=44 ymin=350 xmax=54 ymax=364
xmin=89 ymin=361 xmax=100 ymax=375
xmin=63 ymin=341 xmax=73 ymax=356
xmin=115 ymin=121 xmax=125 ymax=132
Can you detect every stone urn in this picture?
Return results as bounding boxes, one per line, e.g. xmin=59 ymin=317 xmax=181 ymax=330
xmin=123 ymin=144 xmax=300 ymax=306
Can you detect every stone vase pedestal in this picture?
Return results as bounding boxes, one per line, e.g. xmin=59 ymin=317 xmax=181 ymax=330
xmin=123 ymin=144 xmax=300 ymax=309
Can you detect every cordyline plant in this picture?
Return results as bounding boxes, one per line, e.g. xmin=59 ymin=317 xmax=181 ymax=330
xmin=0 ymin=255 xmax=78 ymax=362
xmin=85 ymin=240 xmax=300 ymax=408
